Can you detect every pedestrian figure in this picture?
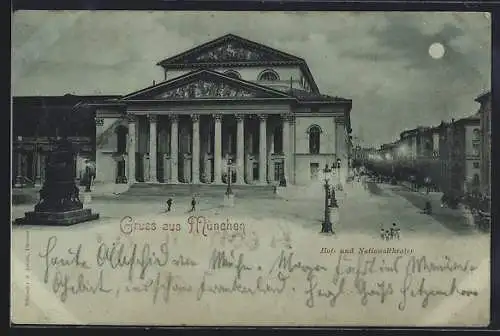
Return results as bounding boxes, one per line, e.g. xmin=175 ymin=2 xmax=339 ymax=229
xmin=409 ymin=175 xmax=416 ymax=191
xmin=190 ymin=196 xmax=197 ymax=212
xmin=166 ymin=198 xmax=173 ymax=212
xmin=380 ymin=227 xmax=385 ymax=240
xmin=424 ymin=176 xmax=431 ymax=194
xmin=391 ymin=223 xmax=400 ymax=240
xmin=441 ymin=194 xmax=448 ymax=208
xmin=84 ymin=160 xmax=93 ymax=192
xmin=330 ymin=188 xmax=338 ymax=208
xmin=424 ymin=200 xmax=432 ymax=214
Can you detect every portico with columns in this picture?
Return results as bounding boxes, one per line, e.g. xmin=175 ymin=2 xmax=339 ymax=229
xmin=90 ymin=34 xmax=352 ymax=187
xmin=116 ymin=109 xmax=295 ymax=185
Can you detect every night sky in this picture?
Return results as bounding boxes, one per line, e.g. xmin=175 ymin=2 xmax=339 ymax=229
xmin=12 ymin=11 xmax=491 ymax=146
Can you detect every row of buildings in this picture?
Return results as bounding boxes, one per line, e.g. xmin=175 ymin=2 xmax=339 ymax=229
xmin=360 ymin=91 xmax=491 ymax=197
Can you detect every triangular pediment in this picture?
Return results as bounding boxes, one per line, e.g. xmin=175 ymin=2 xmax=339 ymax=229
xmin=121 ymin=70 xmax=292 ymax=101
xmin=157 ymin=34 xmax=303 ymax=67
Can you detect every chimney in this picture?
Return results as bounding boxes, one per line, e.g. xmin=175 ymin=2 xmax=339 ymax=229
xmin=153 ymin=80 xmax=156 ymax=86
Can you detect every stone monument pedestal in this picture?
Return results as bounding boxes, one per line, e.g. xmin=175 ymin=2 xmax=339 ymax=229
xmin=223 ymin=193 xmax=235 ymax=207
xmin=14 ymin=138 xmax=99 ymax=226
xmin=15 ymin=209 xmax=99 ymax=226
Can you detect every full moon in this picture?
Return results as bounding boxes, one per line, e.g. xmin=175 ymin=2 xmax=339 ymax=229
xmin=429 ymin=42 xmax=445 ymax=59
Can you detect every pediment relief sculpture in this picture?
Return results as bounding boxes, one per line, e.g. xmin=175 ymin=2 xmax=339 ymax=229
xmin=156 ymin=79 xmax=257 ymax=99
xmin=190 ymin=42 xmax=279 ymax=63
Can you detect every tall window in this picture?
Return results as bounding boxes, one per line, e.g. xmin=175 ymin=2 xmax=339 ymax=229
xmin=308 ymin=125 xmax=321 ymax=154
xmin=116 ymin=125 xmax=128 ymax=154
xmin=424 ymin=141 xmax=432 ymax=156
xmin=472 ymin=174 xmax=480 ymax=186
xmin=472 ymin=143 xmax=480 ymax=157
xmin=224 ymin=70 xmax=241 ymax=79
xmin=473 ymin=128 xmax=481 ymax=141
xmin=258 ymin=69 xmax=279 ymax=81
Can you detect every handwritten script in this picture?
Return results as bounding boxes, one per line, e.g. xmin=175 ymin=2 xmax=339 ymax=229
xmin=37 ymin=235 xmax=480 ymax=311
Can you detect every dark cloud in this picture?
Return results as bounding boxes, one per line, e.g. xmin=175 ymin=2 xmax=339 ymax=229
xmin=12 ymin=11 xmax=490 ymax=147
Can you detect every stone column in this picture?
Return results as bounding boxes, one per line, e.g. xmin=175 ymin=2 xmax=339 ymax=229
xmin=169 ymin=115 xmax=179 ymax=183
xmin=31 ymin=148 xmax=38 ymax=183
xmin=35 ymin=150 xmax=42 ymax=184
xmin=258 ymin=114 xmax=267 ymax=184
xmin=267 ymin=127 xmax=274 ymax=183
xmin=236 ymin=114 xmax=245 ymax=184
xmin=40 ymin=153 xmax=46 ymax=183
xmin=213 ymin=114 xmax=222 ymax=184
xmin=73 ymin=154 xmax=78 ymax=179
xmin=15 ymin=150 xmax=23 ymax=186
xmin=191 ymin=114 xmax=200 ymax=184
xmin=148 ymin=114 xmax=158 ymax=182
xmin=289 ymin=116 xmax=296 ymax=185
xmin=127 ymin=115 xmax=137 ymax=184
xmin=282 ymin=114 xmax=290 ymax=183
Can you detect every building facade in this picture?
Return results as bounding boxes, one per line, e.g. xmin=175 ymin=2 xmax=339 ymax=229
xmin=476 ymin=91 xmax=491 ymax=196
xmin=12 ymin=95 xmax=119 ymax=187
xmin=88 ymin=34 xmax=352 ymax=186
xmin=352 ymin=146 xmax=377 ymax=165
xmin=434 ymin=115 xmax=481 ymax=195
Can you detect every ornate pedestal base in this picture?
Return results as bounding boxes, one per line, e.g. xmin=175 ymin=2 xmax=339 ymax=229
xmin=83 ymin=193 xmax=92 ymax=204
xmin=15 ymin=208 xmax=99 ymax=226
xmin=14 ymin=138 xmax=100 ymax=227
xmin=329 ymin=206 xmax=339 ymax=229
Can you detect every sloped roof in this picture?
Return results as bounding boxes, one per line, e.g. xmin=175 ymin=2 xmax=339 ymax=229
xmin=475 ymin=90 xmax=491 ymax=103
xmin=455 ymin=112 xmax=480 ymax=124
xmin=120 ymin=69 xmax=293 ymax=101
xmin=286 ymin=88 xmax=351 ymax=103
xmin=156 ymin=33 xmax=320 ymax=93
xmin=157 ymin=33 xmax=304 ymax=67
xmin=13 ymin=94 xmax=121 ymax=106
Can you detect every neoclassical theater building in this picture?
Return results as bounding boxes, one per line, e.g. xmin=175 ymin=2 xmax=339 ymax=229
xmin=89 ymin=34 xmax=353 ymax=186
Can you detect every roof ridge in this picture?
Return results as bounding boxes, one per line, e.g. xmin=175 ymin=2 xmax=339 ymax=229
xmin=120 ymin=68 xmax=294 ymax=101
xmin=157 ymin=33 xmax=304 ymax=67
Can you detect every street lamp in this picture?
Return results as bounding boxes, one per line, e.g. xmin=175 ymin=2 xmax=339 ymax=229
xmin=226 ymin=158 xmax=233 ymax=196
xmin=321 ymin=164 xmax=334 ymax=234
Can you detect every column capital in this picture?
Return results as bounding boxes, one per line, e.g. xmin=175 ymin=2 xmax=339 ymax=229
xmin=126 ymin=114 xmax=137 ymax=123
xmin=147 ymin=114 xmax=158 ymax=123
xmin=235 ymin=114 xmax=245 ymax=122
xmin=281 ymin=113 xmax=293 ymax=122
xmin=168 ymin=114 xmax=179 ymax=122
xmin=191 ymin=114 xmax=200 ymax=122
xmin=257 ymin=114 xmax=268 ymax=121
xmin=94 ymin=117 xmax=104 ymax=126
xmin=334 ymin=116 xmax=345 ymax=124
xmin=212 ymin=114 xmax=223 ymax=121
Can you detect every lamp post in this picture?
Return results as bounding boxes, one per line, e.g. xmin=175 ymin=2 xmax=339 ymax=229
xmin=321 ymin=165 xmax=334 ymax=234
xmin=222 ymin=156 xmax=236 ymax=207
xmin=226 ymin=158 xmax=233 ymax=196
